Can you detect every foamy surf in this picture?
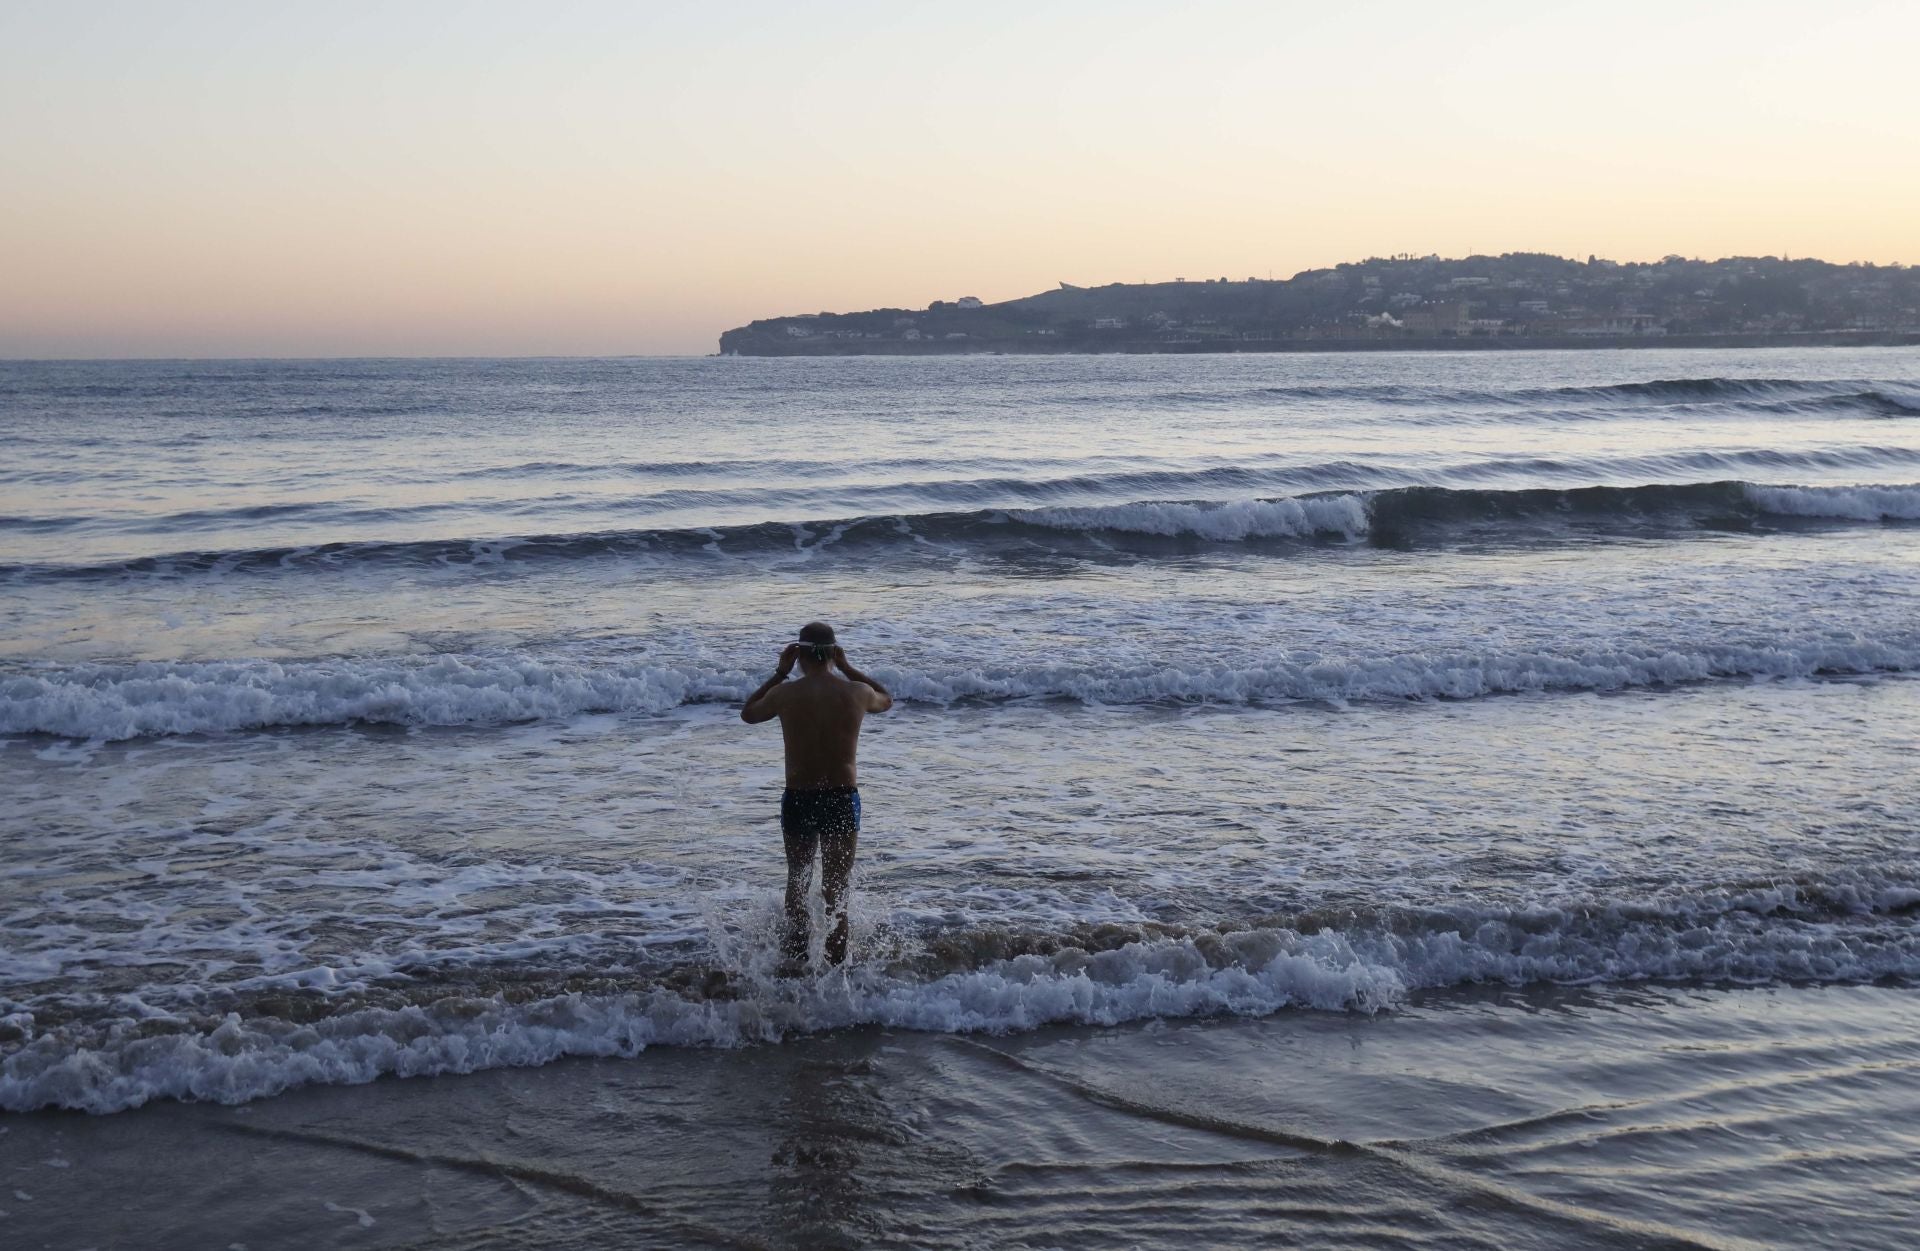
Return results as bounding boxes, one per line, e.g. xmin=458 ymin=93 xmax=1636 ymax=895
xmin=5 ymin=875 xmax=1916 ymax=1114
xmin=1741 ymin=482 xmax=1920 ymax=520
xmin=9 ymin=478 xmax=1920 ymax=584
xmin=7 ymin=633 xmax=1919 ymax=740
xmin=1021 ymin=494 xmax=1371 ymax=540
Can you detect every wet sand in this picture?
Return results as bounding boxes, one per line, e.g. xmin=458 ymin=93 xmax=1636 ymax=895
xmin=5 ymin=980 xmax=1916 ymax=1250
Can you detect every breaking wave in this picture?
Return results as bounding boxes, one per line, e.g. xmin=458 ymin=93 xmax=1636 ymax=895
xmin=8 ymin=478 xmax=1920 ymax=584
xmin=5 ymin=872 xmax=1915 ymax=1113
xmin=7 ymin=633 xmax=1917 ymax=740
xmin=1742 ymin=483 xmax=1920 ymax=521
xmin=1120 ymin=377 xmax=1920 ymax=416
xmin=1020 ymin=494 xmax=1370 ymax=540
xmin=1517 ymin=377 xmax=1865 ymax=404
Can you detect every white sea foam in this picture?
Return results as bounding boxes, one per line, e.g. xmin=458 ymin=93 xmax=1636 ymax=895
xmin=1743 ymin=482 xmax=1920 ymax=521
xmin=1018 ymin=495 xmax=1372 ymax=540
xmin=0 ymin=656 xmax=737 ymax=741
xmin=6 ymin=635 xmax=1918 ymax=740
xmin=881 ymin=638 xmax=1920 ymax=705
xmin=1011 ymin=481 xmax=1920 ymax=544
xmin=5 ymin=886 xmax=1916 ymax=1114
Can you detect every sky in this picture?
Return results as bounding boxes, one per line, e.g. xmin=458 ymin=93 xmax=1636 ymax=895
xmin=2 ymin=1 xmax=1915 ymax=358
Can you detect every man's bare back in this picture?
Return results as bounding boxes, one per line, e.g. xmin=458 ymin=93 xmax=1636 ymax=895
xmin=740 ymin=640 xmax=892 ymax=781
xmin=740 ymin=622 xmax=892 ymax=967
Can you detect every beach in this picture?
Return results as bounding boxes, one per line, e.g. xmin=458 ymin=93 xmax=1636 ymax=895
xmin=7 ymin=983 xmax=1918 ymax=1248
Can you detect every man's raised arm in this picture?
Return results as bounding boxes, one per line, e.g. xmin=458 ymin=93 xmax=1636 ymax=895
xmin=832 ymin=647 xmax=893 ymax=713
xmin=741 ymin=644 xmax=800 ymax=723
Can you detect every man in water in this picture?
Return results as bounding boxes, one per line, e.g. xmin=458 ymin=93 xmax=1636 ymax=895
xmin=740 ymin=621 xmax=893 ymax=970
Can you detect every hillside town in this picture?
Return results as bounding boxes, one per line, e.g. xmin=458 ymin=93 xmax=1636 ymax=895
xmin=718 ymin=253 xmax=1920 ymax=355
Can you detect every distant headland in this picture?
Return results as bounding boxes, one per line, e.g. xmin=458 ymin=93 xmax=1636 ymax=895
xmin=718 ymin=253 xmax=1920 ymax=356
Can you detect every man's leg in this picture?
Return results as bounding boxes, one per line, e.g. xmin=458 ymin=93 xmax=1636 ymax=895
xmin=819 ymin=798 xmax=860 ymax=965
xmin=782 ymin=823 xmax=817 ymax=964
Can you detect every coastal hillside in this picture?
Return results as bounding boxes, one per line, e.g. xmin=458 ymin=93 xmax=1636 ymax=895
xmin=718 ymin=253 xmax=1920 ymax=355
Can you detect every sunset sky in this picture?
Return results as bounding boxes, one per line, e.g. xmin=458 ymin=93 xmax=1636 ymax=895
xmin=3 ymin=0 xmax=1915 ymax=358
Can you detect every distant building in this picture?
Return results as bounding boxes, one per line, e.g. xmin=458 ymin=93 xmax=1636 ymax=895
xmin=1401 ymin=303 xmax=1468 ymax=335
xmin=955 ymin=296 xmax=983 ymax=309
xmin=1564 ymin=314 xmax=1665 ymax=336
xmin=1093 ymin=317 xmax=1127 ymax=330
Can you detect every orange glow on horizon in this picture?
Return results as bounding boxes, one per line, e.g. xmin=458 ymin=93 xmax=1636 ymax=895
xmin=3 ymin=1 xmax=1916 ymax=357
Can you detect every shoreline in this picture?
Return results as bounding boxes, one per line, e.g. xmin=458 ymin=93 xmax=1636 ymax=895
xmin=5 ymin=981 xmax=1915 ymax=1249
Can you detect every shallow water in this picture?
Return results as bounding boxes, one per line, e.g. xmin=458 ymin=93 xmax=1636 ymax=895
xmin=4 ymin=984 xmax=1916 ymax=1249
xmin=3 ymin=347 xmax=1919 ymax=1243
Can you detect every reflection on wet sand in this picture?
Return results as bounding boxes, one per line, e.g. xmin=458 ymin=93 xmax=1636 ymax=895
xmin=7 ymin=981 xmax=1912 ymax=1249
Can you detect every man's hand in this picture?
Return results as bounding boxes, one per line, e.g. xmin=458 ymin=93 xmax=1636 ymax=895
xmin=830 ymin=645 xmax=849 ymax=673
xmin=743 ymin=645 xmax=801 ymax=724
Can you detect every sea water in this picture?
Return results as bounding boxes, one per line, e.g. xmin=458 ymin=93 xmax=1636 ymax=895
xmin=2 ymin=348 xmax=1918 ymax=1129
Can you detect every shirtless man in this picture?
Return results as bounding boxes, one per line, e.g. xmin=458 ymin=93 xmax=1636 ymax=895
xmin=740 ymin=621 xmax=893 ymax=969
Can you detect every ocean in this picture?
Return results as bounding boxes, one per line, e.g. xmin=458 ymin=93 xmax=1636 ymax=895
xmin=3 ymin=348 xmax=1918 ymax=1248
